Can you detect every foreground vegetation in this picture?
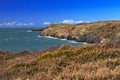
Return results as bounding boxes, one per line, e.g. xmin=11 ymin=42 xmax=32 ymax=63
xmin=0 ymin=43 xmax=120 ymax=80
xmin=0 ymin=20 xmax=120 ymax=80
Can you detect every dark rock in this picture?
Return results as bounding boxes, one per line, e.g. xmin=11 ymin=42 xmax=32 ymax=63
xmin=75 ymin=35 xmax=86 ymax=42
xmin=85 ymin=35 xmax=100 ymax=43
xmin=75 ymin=35 xmax=100 ymax=43
xmin=66 ymin=35 xmax=75 ymax=40
xmin=32 ymin=28 xmax=45 ymax=31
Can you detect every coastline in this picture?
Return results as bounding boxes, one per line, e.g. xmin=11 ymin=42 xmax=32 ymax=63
xmin=38 ymin=35 xmax=85 ymax=44
xmin=32 ymin=28 xmax=88 ymax=44
xmin=0 ymin=20 xmax=120 ymax=80
xmin=40 ymin=21 xmax=120 ymax=45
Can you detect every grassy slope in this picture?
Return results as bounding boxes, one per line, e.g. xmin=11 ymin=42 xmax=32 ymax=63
xmin=0 ymin=20 xmax=120 ymax=80
xmin=0 ymin=44 xmax=120 ymax=80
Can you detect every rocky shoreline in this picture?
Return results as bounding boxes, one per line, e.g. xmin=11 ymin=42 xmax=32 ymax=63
xmin=31 ymin=28 xmax=45 ymax=31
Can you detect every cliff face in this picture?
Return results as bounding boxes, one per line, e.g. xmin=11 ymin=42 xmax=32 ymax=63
xmin=41 ymin=20 xmax=120 ymax=43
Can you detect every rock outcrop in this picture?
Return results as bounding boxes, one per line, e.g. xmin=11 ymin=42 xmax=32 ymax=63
xmin=31 ymin=28 xmax=45 ymax=31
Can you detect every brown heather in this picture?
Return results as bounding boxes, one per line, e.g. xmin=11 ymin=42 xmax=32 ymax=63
xmin=0 ymin=20 xmax=120 ymax=80
xmin=0 ymin=44 xmax=120 ymax=80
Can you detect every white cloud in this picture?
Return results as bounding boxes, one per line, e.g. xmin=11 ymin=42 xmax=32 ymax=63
xmin=75 ymin=21 xmax=84 ymax=23
xmin=86 ymin=21 xmax=90 ymax=23
xmin=0 ymin=22 xmax=16 ymax=26
xmin=62 ymin=20 xmax=84 ymax=24
xmin=5 ymin=22 xmax=16 ymax=26
xmin=16 ymin=23 xmax=34 ymax=26
xmin=62 ymin=20 xmax=74 ymax=24
xmin=29 ymin=23 xmax=34 ymax=25
xmin=43 ymin=22 xmax=51 ymax=25
xmin=0 ymin=22 xmax=34 ymax=26
xmin=42 ymin=20 xmax=88 ymax=25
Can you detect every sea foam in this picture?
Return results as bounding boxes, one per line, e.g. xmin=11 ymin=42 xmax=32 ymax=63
xmin=37 ymin=35 xmax=42 ymax=38
xmin=68 ymin=40 xmax=79 ymax=43
xmin=43 ymin=36 xmax=58 ymax=39
xmin=38 ymin=36 xmax=79 ymax=44
xmin=60 ymin=39 xmax=67 ymax=41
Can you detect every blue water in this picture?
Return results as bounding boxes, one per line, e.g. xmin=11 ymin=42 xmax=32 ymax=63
xmin=0 ymin=28 xmax=83 ymax=52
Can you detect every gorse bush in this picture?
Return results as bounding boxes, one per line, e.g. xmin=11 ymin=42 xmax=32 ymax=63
xmin=36 ymin=45 xmax=94 ymax=60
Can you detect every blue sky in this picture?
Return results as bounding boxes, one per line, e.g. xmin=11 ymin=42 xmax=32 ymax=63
xmin=0 ymin=0 xmax=120 ymax=27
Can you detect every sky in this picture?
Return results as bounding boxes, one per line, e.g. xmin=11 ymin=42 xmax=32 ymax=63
xmin=0 ymin=0 xmax=120 ymax=28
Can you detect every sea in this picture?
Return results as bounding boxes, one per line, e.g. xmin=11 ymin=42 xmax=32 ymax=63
xmin=0 ymin=28 xmax=83 ymax=52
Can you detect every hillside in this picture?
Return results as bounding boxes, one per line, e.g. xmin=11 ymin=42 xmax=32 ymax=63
xmin=42 ymin=20 xmax=120 ymax=45
xmin=0 ymin=44 xmax=120 ymax=80
xmin=0 ymin=20 xmax=120 ymax=80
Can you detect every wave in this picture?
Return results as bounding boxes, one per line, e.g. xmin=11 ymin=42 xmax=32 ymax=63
xmin=83 ymin=42 xmax=87 ymax=44
xmin=37 ymin=35 xmax=42 ymax=38
xmin=37 ymin=36 xmax=80 ymax=43
xmin=5 ymin=37 xmax=17 ymax=41
xmin=38 ymin=36 xmax=58 ymax=39
xmin=60 ymin=39 xmax=67 ymax=41
xmin=26 ymin=30 xmax=32 ymax=32
xmin=10 ymin=37 xmax=17 ymax=40
xmin=68 ymin=40 xmax=79 ymax=43
xmin=45 ymin=36 xmax=58 ymax=39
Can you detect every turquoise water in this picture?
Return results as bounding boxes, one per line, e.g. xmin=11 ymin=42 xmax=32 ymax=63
xmin=0 ymin=28 xmax=83 ymax=52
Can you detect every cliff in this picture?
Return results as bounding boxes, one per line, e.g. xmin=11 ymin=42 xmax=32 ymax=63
xmin=41 ymin=20 xmax=120 ymax=44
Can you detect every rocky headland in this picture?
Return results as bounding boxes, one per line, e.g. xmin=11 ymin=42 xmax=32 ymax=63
xmin=41 ymin=20 xmax=120 ymax=45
